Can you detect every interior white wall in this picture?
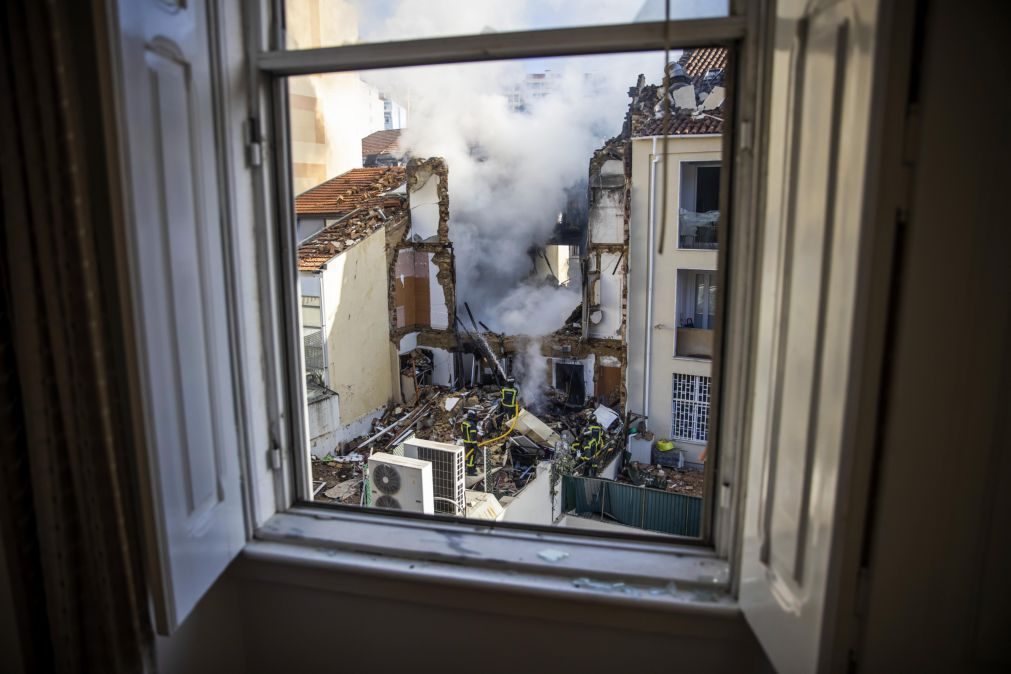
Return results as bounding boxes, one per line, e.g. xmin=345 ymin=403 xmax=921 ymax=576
xmin=408 ymin=173 xmax=441 ymax=241
xmin=589 ymin=252 xmax=624 ymax=338
xmin=589 ymin=162 xmax=624 ymax=243
xmin=431 ymin=348 xmax=454 ymax=387
xmin=427 ymin=254 xmax=449 ymax=329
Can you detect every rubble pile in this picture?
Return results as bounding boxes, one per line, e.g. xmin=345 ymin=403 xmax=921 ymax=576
xmin=312 ymin=383 xmax=628 ymax=506
xmin=553 ymin=303 xmax=582 ymax=337
xmin=619 ymin=461 xmax=705 ymax=497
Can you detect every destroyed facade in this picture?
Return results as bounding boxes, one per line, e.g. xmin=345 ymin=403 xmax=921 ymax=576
xmin=298 ymin=48 xmax=726 ymax=535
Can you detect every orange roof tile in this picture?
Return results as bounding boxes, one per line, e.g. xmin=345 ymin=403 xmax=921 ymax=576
xmin=296 ymin=166 xmax=408 ymax=271
xmin=638 ymin=112 xmax=723 ymax=136
xmin=297 ymin=194 xmax=408 ymax=271
xmin=294 ymin=166 xmax=405 ymax=217
xmin=679 ymin=46 xmax=727 ymax=80
xmin=361 ymin=129 xmax=403 ymax=158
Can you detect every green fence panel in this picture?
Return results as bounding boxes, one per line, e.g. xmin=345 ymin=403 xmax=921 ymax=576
xmin=562 ymin=475 xmax=702 ymax=537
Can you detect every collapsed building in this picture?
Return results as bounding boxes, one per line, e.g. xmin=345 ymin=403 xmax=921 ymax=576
xmin=298 ymin=47 xmax=726 ymax=534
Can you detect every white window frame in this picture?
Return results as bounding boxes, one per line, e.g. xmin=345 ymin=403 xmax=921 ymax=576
xmin=233 ymin=0 xmax=768 ymax=605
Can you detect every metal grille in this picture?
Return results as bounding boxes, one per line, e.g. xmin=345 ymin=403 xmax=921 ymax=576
xmin=671 ymin=373 xmax=710 ymax=442
xmin=303 ymin=327 xmax=325 ymax=379
xmin=408 ymin=444 xmax=465 ymax=515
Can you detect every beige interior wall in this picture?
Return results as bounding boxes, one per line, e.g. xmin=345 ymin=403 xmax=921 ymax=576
xmin=321 ymin=229 xmax=394 ymax=424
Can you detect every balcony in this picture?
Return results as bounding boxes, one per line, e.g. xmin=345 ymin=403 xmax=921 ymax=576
xmin=678 ymin=212 xmax=719 ymax=250
xmin=676 ymin=327 xmax=713 ymax=359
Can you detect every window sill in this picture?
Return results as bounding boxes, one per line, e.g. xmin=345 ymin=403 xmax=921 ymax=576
xmin=249 ymin=507 xmax=734 ymax=614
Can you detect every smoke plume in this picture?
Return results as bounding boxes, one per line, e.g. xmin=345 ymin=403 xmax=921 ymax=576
xmin=358 ymin=4 xmax=663 ymax=335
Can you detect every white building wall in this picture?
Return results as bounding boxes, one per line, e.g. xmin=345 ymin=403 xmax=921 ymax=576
xmin=500 ymin=462 xmax=560 ymax=526
xmin=315 ymin=229 xmax=394 ymax=455
xmin=627 ymin=136 xmax=720 ymax=462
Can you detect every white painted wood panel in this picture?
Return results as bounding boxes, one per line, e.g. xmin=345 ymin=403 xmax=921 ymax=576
xmin=114 ymin=0 xmax=246 ymax=634
xmin=740 ymin=0 xmax=890 ymax=671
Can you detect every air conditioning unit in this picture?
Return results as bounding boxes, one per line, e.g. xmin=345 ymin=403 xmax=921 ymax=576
xmin=368 ymin=453 xmax=434 ymax=514
xmin=403 ymin=437 xmax=466 ymax=516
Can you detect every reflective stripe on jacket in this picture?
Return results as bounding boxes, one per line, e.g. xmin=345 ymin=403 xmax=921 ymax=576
xmin=460 ymin=421 xmax=478 ymax=444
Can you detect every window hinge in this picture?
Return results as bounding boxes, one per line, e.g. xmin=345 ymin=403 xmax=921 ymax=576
xmin=246 ymin=117 xmax=264 ymax=167
xmin=269 ymin=446 xmax=282 ymax=471
xmin=719 ymin=481 xmax=731 ymax=509
xmin=738 ymin=120 xmax=753 ymax=153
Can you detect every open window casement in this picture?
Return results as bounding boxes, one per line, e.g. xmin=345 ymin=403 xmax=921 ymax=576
xmin=738 ymin=0 xmax=909 ymax=671
xmin=104 ymin=0 xmax=915 ymax=658
xmin=112 ymin=0 xmax=247 ymax=633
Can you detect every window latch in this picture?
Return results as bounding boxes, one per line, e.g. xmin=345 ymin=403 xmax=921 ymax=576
xmin=246 ymin=117 xmax=263 ymax=167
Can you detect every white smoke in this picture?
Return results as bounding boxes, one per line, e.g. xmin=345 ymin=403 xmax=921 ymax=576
xmin=510 ymin=337 xmax=550 ymax=410
xmin=351 ymin=3 xmax=666 ymax=334
xmin=365 ymin=53 xmax=661 ymax=334
xmin=340 ymin=1 xmax=722 ymax=336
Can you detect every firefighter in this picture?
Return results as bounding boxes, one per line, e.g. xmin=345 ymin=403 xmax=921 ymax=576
xmin=500 ymin=378 xmax=519 ymax=423
xmin=587 ymin=422 xmax=604 ymax=451
xmin=460 ymin=410 xmax=479 ymax=475
xmin=570 ymin=434 xmax=582 ymax=469
xmin=578 ymin=428 xmax=597 ymax=475
xmin=585 ymin=422 xmax=605 ymax=476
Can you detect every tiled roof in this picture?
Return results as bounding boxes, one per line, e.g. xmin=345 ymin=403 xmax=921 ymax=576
xmin=295 ymin=166 xmax=405 ymax=216
xmin=633 ymin=46 xmax=727 ymax=137
xmin=297 ymin=194 xmax=407 ymax=271
xmin=679 ymin=46 xmax=727 ymax=81
xmin=296 ymin=166 xmax=408 ymax=271
xmin=361 ymin=129 xmax=403 ymax=158
xmin=638 ymin=112 xmax=723 ymax=136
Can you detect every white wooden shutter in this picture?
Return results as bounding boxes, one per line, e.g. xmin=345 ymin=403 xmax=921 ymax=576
xmin=113 ymin=0 xmax=246 ymax=633
xmin=739 ymin=0 xmax=895 ymax=671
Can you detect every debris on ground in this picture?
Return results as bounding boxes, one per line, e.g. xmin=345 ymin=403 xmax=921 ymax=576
xmin=310 ymin=382 xmax=630 ymax=506
xmin=323 ymin=478 xmax=359 ymax=501
xmin=619 ymin=461 xmax=705 ymax=497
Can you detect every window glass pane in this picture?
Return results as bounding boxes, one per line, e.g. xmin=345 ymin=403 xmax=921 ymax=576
xmin=289 ymin=46 xmax=727 ymax=538
xmin=284 ymin=0 xmax=730 ymax=50
xmin=679 ymin=162 xmax=721 ymax=250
